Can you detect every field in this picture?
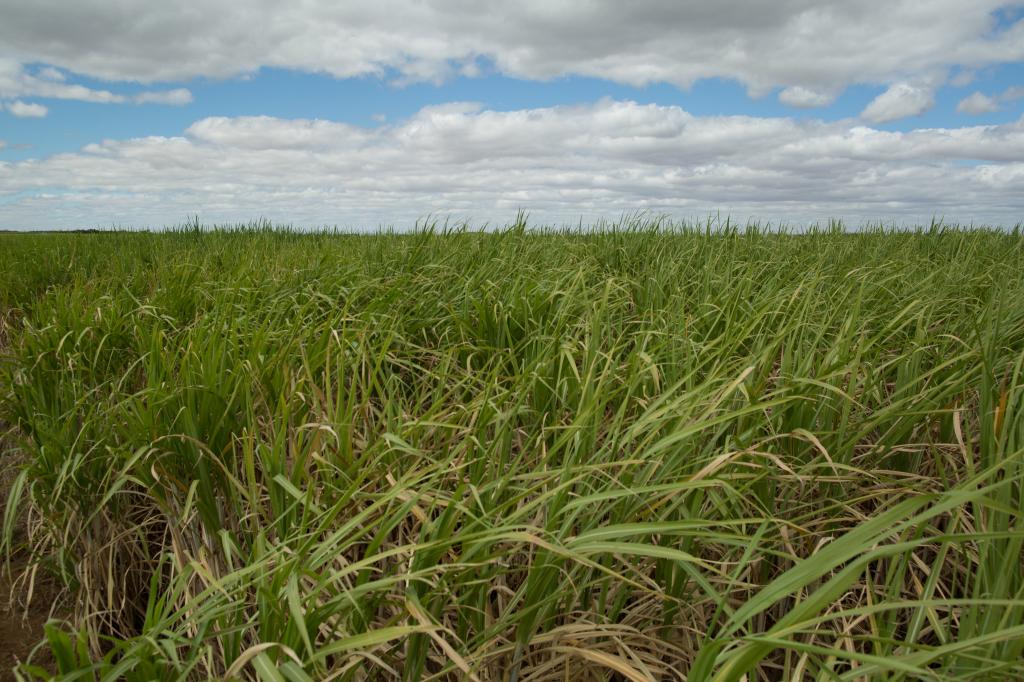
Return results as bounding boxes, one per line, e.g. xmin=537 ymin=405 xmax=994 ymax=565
xmin=2 ymin=221 xmax=1024 ymax=680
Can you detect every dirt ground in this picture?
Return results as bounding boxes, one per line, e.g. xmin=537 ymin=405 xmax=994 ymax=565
xmin=1 ymin=442 xmax=61 ymax=679
xmin=1 ymin=549 xmax=58 ymax=678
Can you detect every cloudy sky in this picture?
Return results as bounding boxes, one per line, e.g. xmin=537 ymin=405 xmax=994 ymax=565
xmin=1 ymin=1 xmax=1023 ymax=230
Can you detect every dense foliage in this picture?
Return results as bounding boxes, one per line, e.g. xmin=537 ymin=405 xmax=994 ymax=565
xmin=2 ymin=220 xmax=1024 ymax=680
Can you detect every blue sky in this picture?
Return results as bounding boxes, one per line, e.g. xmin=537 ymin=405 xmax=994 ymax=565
xmin=1 ymin=1 xmax=1023 ymax=229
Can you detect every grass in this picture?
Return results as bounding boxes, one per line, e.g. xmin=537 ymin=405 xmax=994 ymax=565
xmin=1 ymin=217 xmax=1023 ymax=680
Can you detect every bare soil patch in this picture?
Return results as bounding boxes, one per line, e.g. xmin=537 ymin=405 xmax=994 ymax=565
xmin=1 ymin=548 xmax=59 ymax=678
xmin=2 ymin=431 xmax=62 ymax=679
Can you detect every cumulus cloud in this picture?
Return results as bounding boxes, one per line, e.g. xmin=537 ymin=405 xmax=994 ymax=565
xmin=950 ymin=69 xmax=976 ymax=87
xmin=36 ymin=66 xmax=65 ymax=81
xmin=5 ymin=100 xmax=48 ymax=117
xmin=862 ymin=83 xmax=935 ymax=123
xmin=0 ymin=58 xmax=125 ymax=102
xmin=1001 ymin=85 xmax=1024 ymax=101
xmin=0 ymin=1 xmax=1021 ymax=98
xmin=0 ymin=59 xmax=194 ymax=106
xmin=185 ymin=115 xmax=372 ymax=149
xmin=957 ymin=92 xmax=1002 ymax=114
xmin=957 ymin=85 xmax=1024 ymax=115
xmin=1 ymin=100 xmax=1023 ymax=230
xmin=133 ymin=88 xmax=193 ymax=105
xmin=778 ymin=86 xmax=836 ymax=108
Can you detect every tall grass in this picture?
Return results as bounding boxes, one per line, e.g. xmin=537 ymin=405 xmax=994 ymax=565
xmin=2 ymin=219 xmax=1023 ymax=680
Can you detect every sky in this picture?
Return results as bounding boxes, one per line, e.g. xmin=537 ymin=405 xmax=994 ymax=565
xmin=1 ymin=1 xmax=1023 ymax=230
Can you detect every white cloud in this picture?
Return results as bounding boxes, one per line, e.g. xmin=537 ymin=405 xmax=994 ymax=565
xmin=957 ymin=92 xmax=1001 ymax=114
xmin=1002 ymin=85 xmax=1024 ymax=101
xmin=5 ymin=100 xmax=48 ymax=117
xmin=0 ymin=139 xmax=6 ymax=150
xmin=0 ymin=58 xmax=125 ymax=102
xmin=1 ymin=100 xmax=1023 ymax=230
xmin=862 ymin=83 xmax=935 ymax=123
xmin=0 ymin=1 xmax=1021 ymax=97
xmin=950 ymin=69 xmax=976 ymax=87
xmin=133 ymin=88 xmax=193 ymax=105
xmin=185 ymin=115 xmax=372 ymax=149
xmin=0 ymin=59 xmax=194 ymax=106
xmin=957 ymin=85 xmax=1024 ymax=114
xmin=36 ymin=66 xmax=65 ymax=81
xmin=778 ymin=86 xmax=836 ymax=108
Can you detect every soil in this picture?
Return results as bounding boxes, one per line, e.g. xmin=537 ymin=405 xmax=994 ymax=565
xmin=1 ymin=548 xmax=59 ymax=679
xmin=1 ymin=442 xmax=62 ymax=679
